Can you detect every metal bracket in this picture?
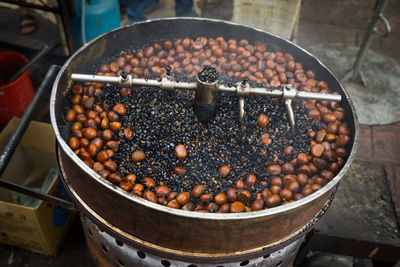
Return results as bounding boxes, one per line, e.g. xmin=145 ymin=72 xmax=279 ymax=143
xmin=374 ymin=14 xmax=391 ymax=38
xmin=283 ymin=85 xmax=297 ymax=131
xmin=161 ymin=76 xmax=176 ymax=91
xmin=237 ymin=77 xmax=251 ymax=133
xmin=342 ymin=0 xmax=391 ymax=86
xmin=237 ymin=77 xmax=250 ymax=120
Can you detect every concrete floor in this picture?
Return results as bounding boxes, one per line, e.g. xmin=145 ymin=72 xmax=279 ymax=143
xmin=0 ymin=0 xmax=399 ymax=266
xmin=307 ymin=44 xmax=400 ymax=125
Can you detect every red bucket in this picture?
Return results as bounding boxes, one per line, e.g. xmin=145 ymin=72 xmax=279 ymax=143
xmin=0 ymin=52 xmax=34 ymax=123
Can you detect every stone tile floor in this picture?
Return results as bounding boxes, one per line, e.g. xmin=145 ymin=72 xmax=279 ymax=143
xmin=297 ymin=0 xmax=400 ymax=62
xmin=297 ymin=0 xmax=400 ymax=222
xmin=358 ymin=123 xmax=400 ymax=218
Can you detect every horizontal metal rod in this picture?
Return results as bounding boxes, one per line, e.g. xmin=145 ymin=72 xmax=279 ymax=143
xmin=217 ymin=85 xmax=237 ymax=93
xmin=296 ymin=91 xmax=341 ymax=101
xmin=249 ymin=88 xmax=283 ymax=97
xmin=71 ymin=74 xmax=197 ymax=90
xmin=173 ymin=81 xmax=198 ymax=90
xmin=132 ymin=77 xmax=161 ymax=87
xmin=71 ymin=73 xmax=120 ymax=84
xmin=0 ymin=179 xmax=76 ymax=210
xmin=220 ymin=86 xmax=341 ymax=101
xmin=71 ymin=74 xmax=341 ymax=102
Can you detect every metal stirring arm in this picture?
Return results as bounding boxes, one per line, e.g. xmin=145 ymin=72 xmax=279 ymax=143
xmin=71 ymin=72 xmax=197 ymax=91
xmin=71 ymin=72 xmax=341 ymax=129
xmin=284 ymin=86 xmax=296 ymax=130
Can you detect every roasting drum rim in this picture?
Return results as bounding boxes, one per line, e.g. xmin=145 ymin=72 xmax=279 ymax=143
xmin=57 ymin=143 xmax=336 ymax=261
xmin=50 ymin=17 xmax=359 ymax=221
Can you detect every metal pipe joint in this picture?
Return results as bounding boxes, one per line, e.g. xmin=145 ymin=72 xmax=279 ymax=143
xmin=195 ymin=76 xmax=218 ymax=105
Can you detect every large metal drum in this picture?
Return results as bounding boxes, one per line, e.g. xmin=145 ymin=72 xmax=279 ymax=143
xmin=50 ymin=18 xmax=358 ymax=260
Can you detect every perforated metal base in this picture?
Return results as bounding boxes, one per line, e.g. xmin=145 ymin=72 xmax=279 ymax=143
xmin=81 ymin=215 xmax=303 ymax=267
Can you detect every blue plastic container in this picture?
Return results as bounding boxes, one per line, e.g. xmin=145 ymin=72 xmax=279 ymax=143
xmin=72 ymin=0 xmax=121 ymax=46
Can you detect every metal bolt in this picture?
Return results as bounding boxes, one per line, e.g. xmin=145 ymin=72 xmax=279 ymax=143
xmin=120 ymin=71 xmax=127 ymax=80
xmin=241 ymin=76 xmax=248 ymax=85
xmin=165 ymin=66 xmax=172 ymax=76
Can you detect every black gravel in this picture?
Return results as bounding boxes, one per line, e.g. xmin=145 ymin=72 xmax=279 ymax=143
xmin=197 ymin=65 xmax=220 ymax=83
xmin=97 ymin=81 xmax=320 ymax=204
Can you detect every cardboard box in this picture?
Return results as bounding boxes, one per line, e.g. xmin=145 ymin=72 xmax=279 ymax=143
xmin=0 ymin=117 xmax=75 ymax=255
xmin=232 ymin=0 xmax=301 ymax=40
